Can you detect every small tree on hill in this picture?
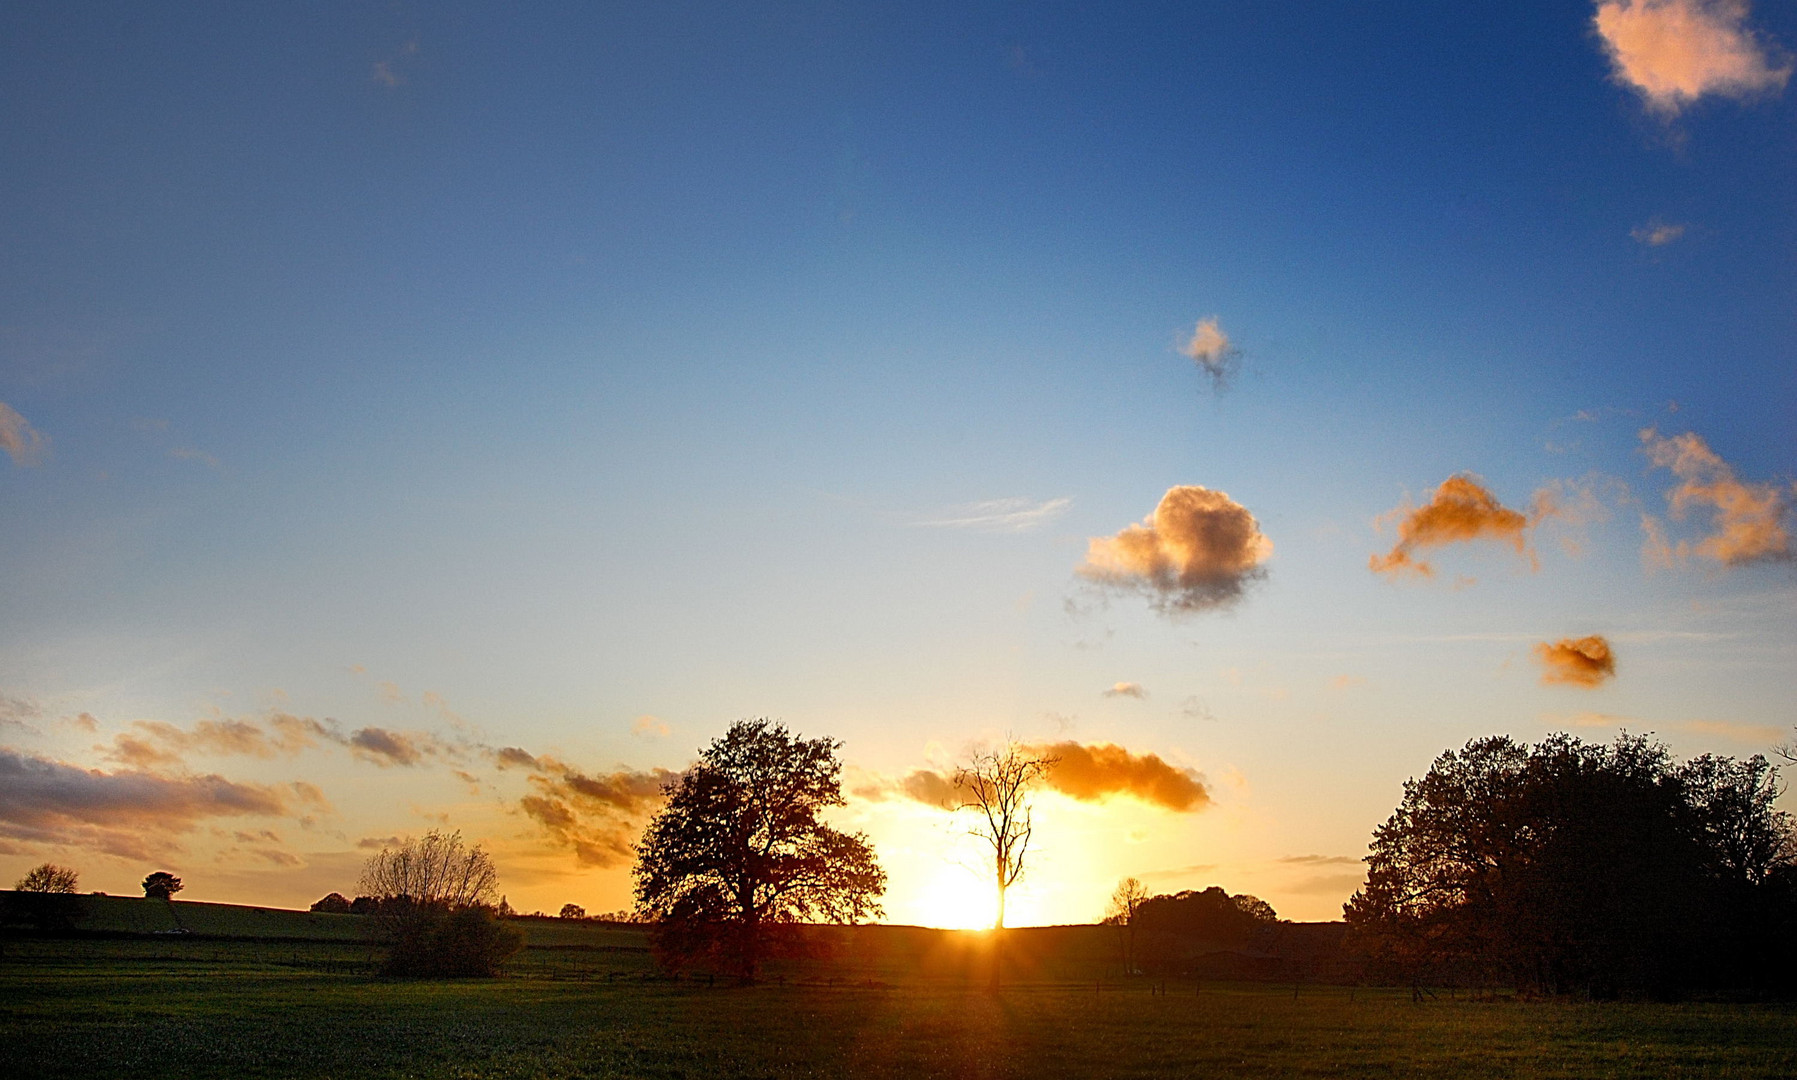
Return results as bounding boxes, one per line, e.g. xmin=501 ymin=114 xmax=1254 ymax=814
xmin=142 ymin=872 xmax=183 ymax=900
xmin=559 ymin=903 xmax=586 ymax=919
xmin=1106 ymin=876 xmax=1149 ymax=975
xmin=633 ymin=719 xmax=886 ymax=980
xmin=17 ymin=863 xmax=80 ymax=893
xmin=7 ymin=863 xmax=85 ymax=935
xmin=310 ymin=892 xmax=353 ymax=914
xmin=357 ymin=830 xmax=522 ymax=976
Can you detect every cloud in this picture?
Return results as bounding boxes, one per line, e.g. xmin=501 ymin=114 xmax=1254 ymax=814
xmin=631 ymin=714 xmax=670 ymax=738
xmin=915 ymin=496 xmax=1073 ymax=532
xmin=1534 ymin=635 xmax=1618 ymax=688
xmin=1079 ymin=486 xmax=1273 ymax=614
xmin=1032 ymin=741 xmax=1211 ymax=811
xmin=357 ymin=835 xmax=403 ymax=850
xmin=1370 ymin=474 xmax=1558 ymax=579
xmin=0 ymin=749 xmax=299 ymax=859
xmin=169 ymin=446 xmax=221 ymax=469
xmin=1103 ymin=682 xmax=1147 ymax=699
xmin=1680 ymin=718 xmax=1785 ymax=743
xmin=1594 ymin=0 xmax=1791 ymax=115
xmin=100 ymin=715 xmax=331 ymax=769
xmin=1329 ymin=675 xmax=1367 ymax=690
xmin=1631 ymin=219 xmax=1687 ymax=246
xmin=1179 ymin=316 xmax=1240 ymax=390
xmin=0 ymin=401 xmax=47 ymax=466
xmin=1278 ymin=854 xmax=1361 ymax=866
xmin=347 ymin=727 xmax=432 ymax=767
xmin=493 ymin=746 xmax=541 ymax=770
xmin=516 ymin=755 xmax=678 ymax=867
xmin=1640 ymin=429 xmax=1792 ymax=566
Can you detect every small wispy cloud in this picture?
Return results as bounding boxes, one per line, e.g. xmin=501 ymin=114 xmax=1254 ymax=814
xmin=1640 ymin=428 xmax=1792 ymax=567
xmin=915 ymin=496 xmax=1072 ymax=532
xmin=0 ymin=401 xmax=48 ymax=466
xmin=631 ymin=714 xmax=670 ymax=738
xmin=1631 ymin=218 xmax=1687 ymax=246
xmin=1179 ymin=316 xmax=1240 ymax=391
xmin=1103 ymin=682 xmax=1147 ymax=699
xmin=169 ymin=446 xmax=222 ymax=469
xmin=1594 ymin=0 xmax=1792 ymax=116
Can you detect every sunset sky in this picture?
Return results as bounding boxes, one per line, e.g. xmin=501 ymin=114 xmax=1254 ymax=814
xmin=2 ymin=2 xmax=1792 ymax=926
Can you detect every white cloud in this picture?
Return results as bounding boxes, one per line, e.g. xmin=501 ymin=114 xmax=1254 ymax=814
xmin=916 ymin=496 xmax=1072 ymax=532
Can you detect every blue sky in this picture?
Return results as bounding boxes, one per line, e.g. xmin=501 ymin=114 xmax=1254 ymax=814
xmin=1 ymin=1 xmax=1792 ymax=923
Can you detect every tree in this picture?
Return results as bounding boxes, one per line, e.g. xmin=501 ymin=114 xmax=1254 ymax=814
xmin=633 ymin=718 xmax=886 ymax=980
xmin=953 ymin=741 xmax=1056 ymax=933
xmin=142 ymin=872 xmax=183 ymax=900
xmin=6 ymin=863 xmax=85 ymax=936
xmin=357 ymin=831 xmax=522 ymax=976
xmin=1345 ymin=733 xmax=1797 ymax=998
xmin=16 ymin=863 xmax=79 ymax=893
xmin=559 ymin=903 xmax=586 ymax=920
xmin=310 ymin=892 xmax=353 ymax=914
xmin=1105 ymin=876 xmax=1149 ymax=975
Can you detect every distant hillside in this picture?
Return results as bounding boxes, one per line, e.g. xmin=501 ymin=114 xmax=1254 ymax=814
xmin=3 ymin=892 xmax=1349 ymax=981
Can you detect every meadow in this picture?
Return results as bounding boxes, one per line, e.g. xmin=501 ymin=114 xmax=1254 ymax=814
xmin=4 ymin=896 xmax=1796 ymax=1079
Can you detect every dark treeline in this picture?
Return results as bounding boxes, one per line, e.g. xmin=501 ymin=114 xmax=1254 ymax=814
xmin=1346 ymin=733 xmax=1796 ymax=999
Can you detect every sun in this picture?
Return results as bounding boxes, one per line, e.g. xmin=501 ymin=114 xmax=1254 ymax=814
xmin=909 ymin=866 xmax=996 ymax=930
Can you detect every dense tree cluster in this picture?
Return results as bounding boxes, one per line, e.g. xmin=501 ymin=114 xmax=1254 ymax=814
xmin=634 ymin=719 xmax=885 ymax=979
xmin=1115 ymin=885 xmax=1280 ymax=976
xmin=1345 ymin=733 xmax=1797 ymax=998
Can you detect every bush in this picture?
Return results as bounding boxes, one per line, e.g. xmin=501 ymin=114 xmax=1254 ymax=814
xmin=380 ymin=903 xmax=523 ymax=977
xmin=310 ymin=892 xmax=353 ymax=914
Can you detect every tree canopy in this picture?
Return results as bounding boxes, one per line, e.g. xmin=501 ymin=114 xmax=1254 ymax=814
xmin=1345 ymin=732 xmax=1797 ymax=998
xmin=633 ymin=719 xmax=886 ymax=978
xmin=356 ymin=831 xmax=520 ymax=976
xmin=142 ymin=872 xmax=182 ymax=900
xmin=15 ymin=863 xmax=79 ymax=893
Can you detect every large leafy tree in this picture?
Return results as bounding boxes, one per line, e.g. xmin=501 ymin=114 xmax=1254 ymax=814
xmin=1345 ymin=733 xmax=1796 ymax=998
xmin=633 ymin=719 xmax=886 ymax=979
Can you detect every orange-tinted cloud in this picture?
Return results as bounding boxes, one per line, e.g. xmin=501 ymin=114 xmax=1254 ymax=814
xmin=517 ymin=755 xmax=677 ymax=867
xmin=1080 ymin=486 xmax=1272 ymax=613
xmin=0 ymin=401 xmax=47 ymax=466
xmin=101 ymin=715 xmax=331 ymax=768
xmin=1594 ymin=0 xmax=1791 ymax=115
xmin=1640 ymin=429 xmax=1792 ymax=566
xmin=1103 ymin=682 xmax=1147 ymax=698
xmin=1533 ymin=636 xmax=1618 ymax=688
xmin=1031 ymin=741 xmax=1211 ymax=812
xmin=1180 ymin=316 xmax=1239 ymax=390
xmin=0 ymin=749 xmax=302 ymax=859
xmin=1370 ymin=474 xmax=1557 ymax=578
xmin=879 ymin=742 xmax=1210 ymax=813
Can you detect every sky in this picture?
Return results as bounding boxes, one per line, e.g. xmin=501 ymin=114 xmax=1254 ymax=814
xmin=1 ymin=0 xmax=1792 ymax=926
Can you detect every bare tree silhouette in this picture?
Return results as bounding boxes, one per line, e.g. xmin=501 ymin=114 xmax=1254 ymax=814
xmin=953 ymin=739 xmax=1057 ymax=989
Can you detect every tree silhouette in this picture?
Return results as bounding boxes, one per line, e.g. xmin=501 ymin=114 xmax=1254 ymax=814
xmin=309 ymin=892 xmax=352 ymax=914
xmin=633 ymin=719 xmax=885 ymax=980
xmin=954 ymin=741 xmax=1056 ymax=933
xmin=357 ymin=831 xmax=521 ymax=976
xmin=951 ymin=740 xmax=1057 ymax=990
xmin=16 ymin=863 xmax=79 ymax=893
xmin=1105 ymin=876 xmax=1148 ymax=975
xmin=1345 ymin=732 xmax=1797 ymax=998
xmin=142 ymin=872 xmax=183 ymax=900
xmin=558 ymin=903 xmax=586 ymax=919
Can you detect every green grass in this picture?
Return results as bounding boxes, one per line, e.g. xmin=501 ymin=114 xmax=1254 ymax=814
xmin=4 ymin=901 xmax=1795 ymax=1078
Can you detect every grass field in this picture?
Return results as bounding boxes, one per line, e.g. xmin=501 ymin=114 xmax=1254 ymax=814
xmin=4 ymin=896 xmax=1796 ymax=1078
